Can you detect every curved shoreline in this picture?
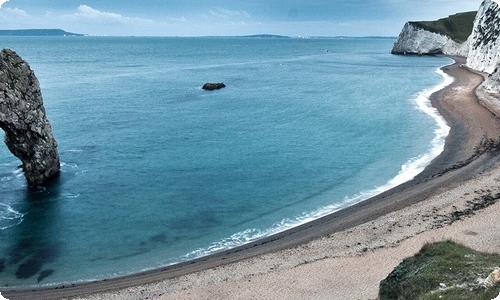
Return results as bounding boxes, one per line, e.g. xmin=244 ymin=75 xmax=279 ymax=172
xmin=5 ymin=56 xmax=500 ymax=299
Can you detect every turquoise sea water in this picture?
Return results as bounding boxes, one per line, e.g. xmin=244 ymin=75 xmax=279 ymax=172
xmin=0 ymin=37 xmax=452 ymax=288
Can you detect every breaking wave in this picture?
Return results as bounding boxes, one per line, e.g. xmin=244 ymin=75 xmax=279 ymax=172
xmin=0 ymin=204 xmax=25 ymax=230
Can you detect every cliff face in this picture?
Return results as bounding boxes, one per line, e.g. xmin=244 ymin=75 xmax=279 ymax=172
xmin=482 ymin=67 xmax=500 ymax=93
xmin=391 ymin=22 xmax=469 ymax=56
xmin=466 ymin=0 xmax=500 ymax=74
xmin=393 ymin=1 xmax=500 ymax=93
xmin=0 ymin=48 xmax=60 ymax=187
xmin=466 ymin=0 xmax=500 ymax=94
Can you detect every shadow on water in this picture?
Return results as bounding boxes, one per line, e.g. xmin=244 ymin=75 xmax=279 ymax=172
xmin=1 ymin=175 xmax=62 ymax=285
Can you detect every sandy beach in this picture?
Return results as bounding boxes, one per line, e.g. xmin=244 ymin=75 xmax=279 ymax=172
xmin=5 ymin=56 xmax=500 ymax=300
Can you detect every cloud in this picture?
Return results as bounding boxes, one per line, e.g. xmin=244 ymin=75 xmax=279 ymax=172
xmin=0 ymin=0 xmax=8 ymax=9
xmin=0 ymin=7 xmax=31 ymax=23
xmin=54 ymin=5 xmax=175 ymax=36
xmin=62 ymin=5 xmax=155 ymax=25
xmin=208 ymin=7 xmax=251 ymax=20
xmin=75 ymin=5 xmax=125 ymax=21
xmin=0 ymin=7 xmax=28 ymax=16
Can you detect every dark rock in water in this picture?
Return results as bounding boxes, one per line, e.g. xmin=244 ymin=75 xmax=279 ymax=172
xmin=37 ymin=269 xmax=55 ymax=283
xmin=202 ymin=82 xmax=226 ymax=90
xmin=0 ymin=48 xmax=60 ymax=187
xmin=6 ymin=239 xmax=33 ymax=265
xmin=15 ymin=246 xmax=59 ymax=279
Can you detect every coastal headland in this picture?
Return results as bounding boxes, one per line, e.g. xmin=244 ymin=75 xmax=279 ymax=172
xmin=4 ymin=56 xmax=500 ymax=299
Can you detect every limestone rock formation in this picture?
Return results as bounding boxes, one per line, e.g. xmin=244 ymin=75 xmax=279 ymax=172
xmin=202 ymin=82 xmax=226 ymax=91
xmin=481 ymin=66 xmax=500 ymax=94
xmin=466 ymin=0 xmax=500 ymax=73
xmin=466 ymin=0 xmax=500 ymax=94
xmin=391 ymin=22 xmax=468 ymax=56
xmin=0 ymin=48 xmax=60 ymax=187
xmin=391 ymin=11 xmax=476 ymax=56
xmin=393 ymin=0 xmax=500 ymax=93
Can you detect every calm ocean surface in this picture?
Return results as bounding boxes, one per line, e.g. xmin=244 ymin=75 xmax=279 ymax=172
xmin=0 ymin=36 xmax=452 ymax=287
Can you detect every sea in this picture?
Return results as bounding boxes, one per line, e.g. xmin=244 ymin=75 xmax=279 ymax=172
xmin=0 ymin=36 xmax=452 ymax=288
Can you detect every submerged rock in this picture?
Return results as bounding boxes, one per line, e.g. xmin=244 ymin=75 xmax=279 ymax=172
xmin=0 ymin=48 xmax=60 ymax=187
xmin=37 ymin=269 xmax=55 ymax=283
xmin=202 ymin=82 xmax=226 ymax=90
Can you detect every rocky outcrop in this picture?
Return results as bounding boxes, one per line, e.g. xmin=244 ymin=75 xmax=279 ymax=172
xmin=393 ymin=1 xmax=500 ymax=93
xmin=466 ymin=0 xmax=500 ymax=73
xmin=0 ymin=48 xmax=60 ymax=187
xmin=482 ymin=267 xmax=500 ymax=287
xmin=393 ymin=1 xmax=500 ymax=73
xmin=202 ymin=82 xmax=226 ymax=91
xmin=391 ymin=22 xmax=468 ymax=56
xmin=482 ymin=66 xmax=500 ymax=93
xmin=465 ymin=0 xmax=500 ymax=94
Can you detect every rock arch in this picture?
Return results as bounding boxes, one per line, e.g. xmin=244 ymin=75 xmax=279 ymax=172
xmin=0 ymin=48 xmax=60 ymax=187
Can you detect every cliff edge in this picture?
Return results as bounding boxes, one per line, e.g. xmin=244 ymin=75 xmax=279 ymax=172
xmin=467 ymin=0 xmax=500 ymax=93
xmin=391 ymin=11 xmax=476 ymax=56
xmin=467 ymin=0 xmax=500 ymax=72
xmin=393 ymin=0 xmax=500 ymax=94
xmin=0 ymin=48 xmax=60 ymax=187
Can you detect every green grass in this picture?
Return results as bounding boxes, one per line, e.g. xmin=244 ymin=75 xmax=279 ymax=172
xmin=379 ymin=240 xmax=500 ymax=300
xmin=411 ymin=11 xmax=477 ymax=43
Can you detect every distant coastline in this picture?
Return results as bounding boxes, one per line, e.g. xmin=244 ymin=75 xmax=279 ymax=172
xmin=0 ymin=29 xmax=84 ymax=36
xmin=240 ymin=34 xmax=290 ymax=38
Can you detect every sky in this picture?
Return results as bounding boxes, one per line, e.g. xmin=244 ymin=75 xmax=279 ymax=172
xmin=0 ymin=0 xmax=482 ymax=37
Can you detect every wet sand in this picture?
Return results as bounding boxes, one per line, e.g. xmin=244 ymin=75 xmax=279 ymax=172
xmin=5 ymin=56 xmax=500 ymax=300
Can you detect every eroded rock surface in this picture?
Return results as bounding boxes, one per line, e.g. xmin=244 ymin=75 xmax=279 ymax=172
xmin=391 ymin=22 xmax=468 ymax=56
xmin=0 ymin=48 xmax=60 ymax=187
xmin=466 ymin=0 xmax=500 ymax=74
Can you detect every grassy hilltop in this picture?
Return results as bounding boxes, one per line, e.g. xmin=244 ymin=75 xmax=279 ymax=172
xmin=379 ymin=241 xmax=500 ymax=300
xmin=410 ymin=11 xmax=477 ymax=43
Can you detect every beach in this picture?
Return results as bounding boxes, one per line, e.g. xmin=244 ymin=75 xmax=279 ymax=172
xmin=5 ymin=56 xmax=500 ymax=300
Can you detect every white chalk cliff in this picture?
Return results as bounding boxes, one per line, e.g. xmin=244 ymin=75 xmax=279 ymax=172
xmin=394 ymin=0 xmax=500 ymax=93
xmin=391 ymin=22 xmax=469 ymax=56
xmin=467 ymin=0 xmax=500 ymax=73
xmin=466 ymin=0 xmax=500 ymax=94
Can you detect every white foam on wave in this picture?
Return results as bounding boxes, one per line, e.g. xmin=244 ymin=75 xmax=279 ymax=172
xmin=0 ymin=165 xmax=24 ymax=183
xmin=60 ymin=161 xmax=88 ymax=175
xmin=13 ymin=167 xmax=24 ymax=179
xmin=179 ymin=65 xmax=455 ymax=262
xmin=0 ymin=203 xmax=26 ymax=230
xmin=60 ymin=162 xmax=79 ymax=168
xmin=0 ymin=178 xmax=9 ymax=183
xmin=63 ymin=192 xmax=81 ymax=199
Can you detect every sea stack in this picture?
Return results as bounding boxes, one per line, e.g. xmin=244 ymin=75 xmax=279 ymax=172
xmin=0 ymin=48 xmax=60 ymax=187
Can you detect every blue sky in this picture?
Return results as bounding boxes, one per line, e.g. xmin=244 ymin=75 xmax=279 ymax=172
xmin=0 ymin=0 xmax=481 ymax=36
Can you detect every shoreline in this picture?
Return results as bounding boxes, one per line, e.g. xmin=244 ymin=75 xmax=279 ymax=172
xmin=5 ymin=56 xmax=500 ymax=299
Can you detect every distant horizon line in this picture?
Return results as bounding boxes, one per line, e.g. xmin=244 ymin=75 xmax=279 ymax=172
xmin=0 ymin=29 xmax=397 ymax=39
